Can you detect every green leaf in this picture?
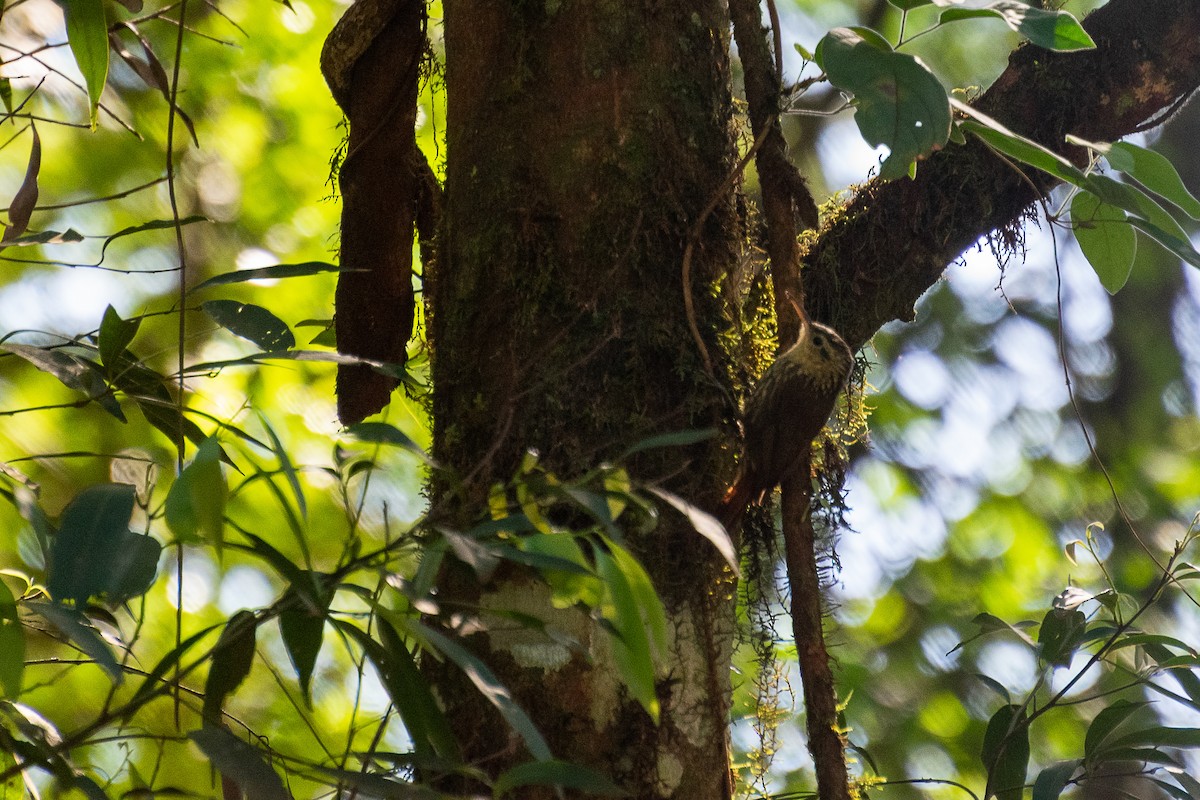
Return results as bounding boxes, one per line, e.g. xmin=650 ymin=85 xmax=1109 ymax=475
xmin=259 ymin=416 xmax=306 ymax=519
xmin=981 ymin=704 xmax=1029 ymax=800
xmin=203 ymin=610 xmax=258 ymax=725
xmin=192 ymin=261 xmax=339 ymax=290
xmin=646 ymin=487 xmax=740 ymax=577
xmin=202 ymin=300 xmax=296 ymax=352
xmin=1106 ymin=726 xmax=1200 ymax=751
xmin=345 ymin=421 xmax=435 ymax=466
xmin=1032 ymin=759 xmax=1079 ymax=800
xmin=1038 ymin=606 xmax=1087 ymax=667
xmin=620 ymin=428 xmax=717 ymax=458
xmin=0 ymin=77 xmax=11 ymax=113
xmin=0 ymin=580 xmax=24 ymax=698
xmin=1071 ymin=190 xmax=1136 ymax=294
xmin=57 ymin=0 xmax=110 ymax=127
xmin=189 ymin=726 xmax=289 ymax=800
xmin=938 ymin=2 xmax=1094 ymax=51
xmin=889 ymin=0 xmax=933 ymax=9
xmin=26 ymin=601 xmax=121 ymax=684
xmin=1 ymin=343 xmax=123 ymax=421
xmin=1084 ymin=698 xmax=1149 ymax=760
xmin=494 ymin=759 xmax=624 ymax=797
xmin=97 ymin=306 xmax=141 ymax=373
xmin=165 ymin=436 xmax=227 ymax=549
xmin=818 ymin=27 xmax=950 ymax=179
xmin=278 ymin=572 xmax=331 ymax=704
xmin=47 ymin=483 xmax=137 ymax=606
xmin=335 ymin=619 xmax=460 ymax=761
xmin=957 ymin=120 xmax=1087 ymax=186
xmin=1144 ymin=642 xmax=1200 ymax=709
xmin=411 ymin=620 xmax=553 ymax=761
xmin=128 ymin=626 xmax=213 ymax=708
xmin=595 ymin=545 xmax=661 ymax=723
xmin=1069 ymin=138 xmax=1200 ymax=219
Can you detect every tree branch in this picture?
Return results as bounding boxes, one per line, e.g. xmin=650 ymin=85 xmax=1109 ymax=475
xmin=804 ymin=0 xmax=1200 ymax=348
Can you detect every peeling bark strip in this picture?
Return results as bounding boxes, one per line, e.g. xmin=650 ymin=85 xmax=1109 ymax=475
xmin=804 ymin=0 xmax=1200 ymax=351
xmin=321 ymin=0 xmax=426 ymax=425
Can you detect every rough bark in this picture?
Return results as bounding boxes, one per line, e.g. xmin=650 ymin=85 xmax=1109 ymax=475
xmin=804 ymin=0 xmax=1200 ymax=350
xmin=429 ymin=1 xmax=740 ymax=797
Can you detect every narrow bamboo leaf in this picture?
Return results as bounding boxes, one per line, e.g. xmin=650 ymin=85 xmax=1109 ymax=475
xmin=278 ymin=573 xmax=331 ymax=704
xmin=647 ymin=487 xmax=740 ymax=577
xmin=128 ymin=627 xmax=212 ymax=708
xmin=1145 ymin=642 xmax=1200 ymax=708
xmin=58 ymin=0 xmax=109 ymax=127
xmin=109 ymin=23 xmax=197 ymax=145
xmin=1084 ymin=698 xmax=1149 ymax=759
xmin=203 ymin=300 xmax=296 ymax=352
xmin=203 ymin=610 xmax=258 ymax=725
xmin=4 ymin=125 xmax=40 ymax=241
xmin=410 ymin=621 xmax=553 ymax=760
xmin=237 ymin=530 xmax=305 ymax=584
xmin=981 ymin=704 xmax=1029 ymax=800
xmin=189 ymin=726 xmax=289 ymax=800
xmin=620 ymin=428 xmax=717 ymax=458
xmin=345 ymin=421 xmax=435 ymax=466
xmin=193 ymin=261 xmax=340 ymax=290
xmin=1103 ymin=141 xmax=1200 ymax=219
xmin=98 ymin=306 xmax=141 ymax=372
xmin=47 ymin=483 xmax=136 ymax=607
xmin=494 ymin=760 xmax=624 ymax=797
xmin=1070 ymin=190 xmax=1136 ymax=294
xmin=0 ymin=228 xmax=85 ymax=246
xmin=96 ymin=216 xmax=207 ymax=264
xmin=165 ymin=436 xmax=227 ymax=549
xmin=818 ymin=27 xmax=950 ymax=179
xmin=26 ymin=601 xmax=121 ymax=683
xmin=594 ymin=546 xmax=660 ymax=723
xmin=335 ymin=620 xmax=460 ymax=761
xmin=259 ymin=416 xmax=305 ymax=519
xmin=1032 ymin=759 xmax=1079 ymax=800
xmin=1106 ymin=726 xmax=1200 ymax=751
xmin=604 ymin=537 xmax=668 ymax=659
xmin=0 ymin=580 xmax=24 ymax=698
xmin=1150 ymin=778 xmax=1195 ymax=800
xmin=938 ymin=3 xmax=1094 ymax=51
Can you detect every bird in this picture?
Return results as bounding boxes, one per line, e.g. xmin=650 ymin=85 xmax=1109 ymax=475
xmin=718 ymin=315 xmax=854 ymax=529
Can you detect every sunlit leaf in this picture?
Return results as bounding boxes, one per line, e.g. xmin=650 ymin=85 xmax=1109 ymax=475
xmin=595 ymin=545 xmax=660 ymax=723
xmin=0 ymin=580 xmax=23 ymax=698
xmin=1071 ymin=190 xmax=1135 ymax=294
xmin=938 ymin=2 xmax=1094 ymax=51
xmin=56 ymin=0 xmax=109 ymax=127
xmin=193 ymin=261 xmax=340 ymax=290
xmin=165 ymin=436 xmax=227 ymax=549
xmin=817 ymin=27 xmax=950 ymax=179
xmin=202 ymin=300 xmax=296 ymax=352
xmin=647 ymin=486 xmax=740 ymax=577
xmin=1068 ymin=137 xmax=1200 ymax=218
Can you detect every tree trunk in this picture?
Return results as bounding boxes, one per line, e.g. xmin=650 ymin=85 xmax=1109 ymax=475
xmin=428 ymin=1 xmax=740 ymax=796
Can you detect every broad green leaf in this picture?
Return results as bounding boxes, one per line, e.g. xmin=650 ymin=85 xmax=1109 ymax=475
xmin=494 ymin=759 xmax=624 ymax=797
xmin=981 ymin=704 xmax=1029 ymax=800
xmin=46 ymin=483 xmax=136 ymax=606
xmin=818 ymin=27 xmax=950 ymax=179
xmin=647 ymin=486 xmax=740 ymax=577
xmin=939 ymin=3 xmax=1094 ymax=51
xmin=1084 ymin=698 xmax=1149 ymax=760
xmin=595 ymin=546 xmax=660 ymax=723
xmin=0 ymin=580 xmax=23 ymax=698
xmin=97 ymin=306 xmax=141 ymax=373
xmin=1106 ymin=726 xmax=1200 ymax=751
xmin=57 ymin=0 xmax=109 ymax=127
xmin=1145 ymin=642 xmax=1200 ymax=710
xmin=189 ymin=726 xmax=289 ymax=800
xmin=202 ymin=610 xmax=258 ymax=725
xmin=1032 ymin=759 xmax=1079 ymax=800
xmin=1084 ymin=174 xmax=1189 ymax=242
xmin=192 ymin=261 xmax=339 ymax=290
xmin=1074 ymin=139 xmax=1200 ymax=219
xmin=519 ymin=532 xmax=602 ymax=609
xmin=278 ymin=572 xmax=331 ymax=703
xmin=820 ymin=28 xmax=950 ymax=179
xmin=26 ymin=601 xmax=121 ymax=683
xmin=165 ymin=436 xmax=227 ymax=549
xmin=957 ymin=119 xmax=1088 ymax=186
xmin=202 ymin=300 xmax=296 ymax=352
xmin=336 ymin=619 xmax=460 ymax=761
xmin=411 ymin=620 xmax=553 ymax=760
xmin=1071 ymin=190 xmax=1136 ymax=293
xmin=3 ymin=125 xmax=39 ymax=242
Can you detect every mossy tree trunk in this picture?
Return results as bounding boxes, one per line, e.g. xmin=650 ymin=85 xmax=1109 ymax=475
xmin=427 ymin=1 xmax=741 ymax=797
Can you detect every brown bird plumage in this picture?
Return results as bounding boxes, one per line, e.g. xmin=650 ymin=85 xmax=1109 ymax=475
xmin=719 ymin=318 xmax=854 ymax=529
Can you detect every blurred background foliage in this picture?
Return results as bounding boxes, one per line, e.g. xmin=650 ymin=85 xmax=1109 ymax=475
xmin=0 ymin=0 xmax=1198 ymax=797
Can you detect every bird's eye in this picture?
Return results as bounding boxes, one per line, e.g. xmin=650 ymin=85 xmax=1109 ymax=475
xmin=812 ymin=334 xmax=826 ymax=347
